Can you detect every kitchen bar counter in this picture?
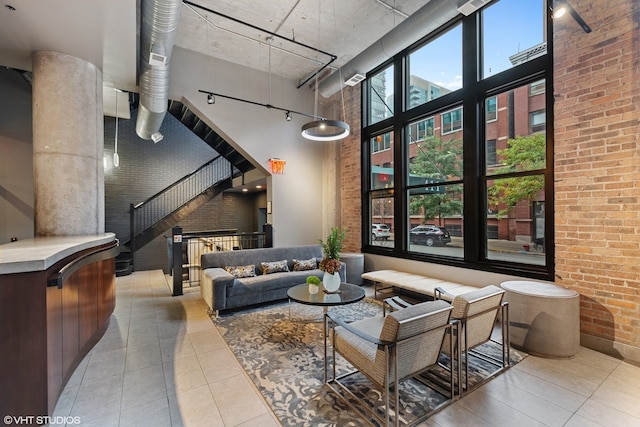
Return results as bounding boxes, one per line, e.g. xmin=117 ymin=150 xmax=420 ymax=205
xmin=0 ymin=234 xmax=119 ymax=420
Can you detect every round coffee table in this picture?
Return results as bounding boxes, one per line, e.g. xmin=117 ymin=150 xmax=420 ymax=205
xmin=287 ymin=282 xmax=365 ymax=309
xmin=287 ymin=282 xmax=365 ymax=382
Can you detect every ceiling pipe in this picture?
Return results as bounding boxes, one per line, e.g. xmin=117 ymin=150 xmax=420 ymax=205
xmin=318 ymin=0 xmax=465 ymax=98
xmin=136 ymin=0 xmax=181 ymax=140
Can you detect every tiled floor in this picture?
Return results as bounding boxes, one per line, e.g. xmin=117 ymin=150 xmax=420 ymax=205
xmin=53 ymin=270 xmax=640 ymax=426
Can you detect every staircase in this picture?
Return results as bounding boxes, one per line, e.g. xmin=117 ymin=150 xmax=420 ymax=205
xmin=115 ymin=100 xmax=257 ymax=275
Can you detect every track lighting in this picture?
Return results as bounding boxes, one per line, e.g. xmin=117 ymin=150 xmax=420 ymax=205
xmin=285 ymin=111 xmax=292 ymax=121
xmin=207 ymin=93 xmax=215 ymax=104
xmin=552 ymin=0 xmax=591 ymax=33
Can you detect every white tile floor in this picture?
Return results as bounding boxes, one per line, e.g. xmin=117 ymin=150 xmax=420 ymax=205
xmin=53 ymin=270 xmax=640 ymax=426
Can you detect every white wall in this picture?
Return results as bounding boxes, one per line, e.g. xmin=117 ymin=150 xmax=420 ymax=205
xmin=169 ymin=47 xmax=330 ymax=246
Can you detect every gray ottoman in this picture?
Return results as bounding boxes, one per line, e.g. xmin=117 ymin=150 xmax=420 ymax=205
xmin=339 ymin=252 xmax=365 ymax=285
xmin=501 ymin=280 xmax=580 ymax=358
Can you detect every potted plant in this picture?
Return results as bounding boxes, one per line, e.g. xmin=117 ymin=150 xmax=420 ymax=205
xmin=306 ymin=275 xmax=321 ymax=294
xmin=319 ymin=227 xmax=345 ymax=293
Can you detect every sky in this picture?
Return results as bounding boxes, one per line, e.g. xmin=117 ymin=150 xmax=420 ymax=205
xmin=384 ymin=0 xmax=545 ymax=96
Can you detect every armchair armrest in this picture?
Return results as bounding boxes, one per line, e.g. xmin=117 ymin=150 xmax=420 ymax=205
xmin=434 ymin=286 xmax=455 ymax=301
xmin=382 ymin=296 xmax=413 ymax=315
xmin=326 ymin=312 xmax=394 ymax=348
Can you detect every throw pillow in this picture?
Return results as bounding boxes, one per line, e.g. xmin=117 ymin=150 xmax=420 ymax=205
xmin=293 ymin=258 xmax=317 ymax=271
xmin=224 ymin=264 xmax=256 ymax=278
xmin=261 ymin=259 xmax=289 ymax=275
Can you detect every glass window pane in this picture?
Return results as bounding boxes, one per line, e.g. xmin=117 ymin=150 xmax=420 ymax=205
xmin=371 ymin=131 xmax=394 ymax=190
xmin=408 ymin=118 xmax=463 ymax=184
xmin=408 ymin=24 xmax=462 ymax=110
xmin=486 ymin=96 xmax=497 ymax=122
xmin=371 ymin=194 xmax=394 ymax=248
xmin=486 ymin=176 xmax=546 ymax=266
xmin=441 ymin=107 xmax=463 ymax=135
xmin=485 ymin=82 xmax=546 ymax=175
xmin=408 ymin=186 xmax=463 ymax=257
xmin=482 ymin=0 xmax=545 ymax=78
xmin=368 ymin=65 xmax=394 ymax=125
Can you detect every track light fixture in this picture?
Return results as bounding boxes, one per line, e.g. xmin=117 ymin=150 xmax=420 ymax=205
xmin=198 ymin=89 xmax=325 ymax=121
xmin=552 ymin=0 xmax=591 ymax=33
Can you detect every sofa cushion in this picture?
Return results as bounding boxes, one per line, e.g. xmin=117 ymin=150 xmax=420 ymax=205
xmin=228 ymin=270 xmax=322 ymax=297
xmin=293 ymin=258 xmax=317 ymax=271
xmin=224 ymin=264 xmax=256 ymax=278
xmin=261 ymin=259 xmax=289 ymax=275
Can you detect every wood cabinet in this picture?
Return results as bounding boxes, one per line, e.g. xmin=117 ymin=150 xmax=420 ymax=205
xmin=0 ymin=240 xmax=118 ymax=418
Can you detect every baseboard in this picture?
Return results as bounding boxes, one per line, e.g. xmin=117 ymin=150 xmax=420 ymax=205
xmin=581 ymin=333 xmax=640 ymax=366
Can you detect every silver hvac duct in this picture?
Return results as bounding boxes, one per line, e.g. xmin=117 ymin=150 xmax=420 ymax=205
xmin=136 ymin=0 xmax=181 ymax=140
xmin=318 ymin=0 xmax=467 ymax=98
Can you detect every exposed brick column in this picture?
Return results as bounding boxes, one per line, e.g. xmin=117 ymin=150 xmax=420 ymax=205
xmin=553 ymin=0 xmax=640 ymax=359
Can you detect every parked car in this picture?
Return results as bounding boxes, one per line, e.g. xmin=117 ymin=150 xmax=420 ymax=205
xmin=371 ymin=224 xmax=391 ymax=240
xmin=409 ymin=225 xmax=451 ymax=246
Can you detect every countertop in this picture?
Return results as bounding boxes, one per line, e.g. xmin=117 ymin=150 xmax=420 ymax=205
xmin=0 ymin=233 xmax=117 ymax=274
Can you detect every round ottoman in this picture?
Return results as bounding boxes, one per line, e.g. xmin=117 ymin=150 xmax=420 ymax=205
xmin=339 ymin=252 xmax=365 ymax=285
xmin=501 ymin=280 xmax=580 ymax=358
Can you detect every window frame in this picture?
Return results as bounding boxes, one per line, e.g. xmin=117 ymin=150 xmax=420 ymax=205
xmin=361 ymin=2 xmax=554 ymax=282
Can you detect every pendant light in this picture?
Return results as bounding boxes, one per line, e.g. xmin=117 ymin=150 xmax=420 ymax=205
xmin=113 ymin=88 xmax=120 ymax=167
xmin=301 ymin=0 xmax=350 ymax=142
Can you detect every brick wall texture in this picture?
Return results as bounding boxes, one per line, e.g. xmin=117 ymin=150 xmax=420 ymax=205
xmin=331 ymin=84 xmax=362 ymax=253
xmin=554 ymin=0 xmax=640 ymax=350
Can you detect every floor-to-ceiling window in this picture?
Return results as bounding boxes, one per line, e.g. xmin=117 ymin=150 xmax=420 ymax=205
xmin=362 ymin=0 xmax=553 ymax=280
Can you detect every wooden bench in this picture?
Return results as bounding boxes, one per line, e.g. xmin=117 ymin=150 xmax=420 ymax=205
xmin=361 ymin=269 xmax=480 ymax=302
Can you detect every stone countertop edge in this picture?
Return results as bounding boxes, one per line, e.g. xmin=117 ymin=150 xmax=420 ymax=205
xmin=0 ymin=233 xmax=117 ymax=274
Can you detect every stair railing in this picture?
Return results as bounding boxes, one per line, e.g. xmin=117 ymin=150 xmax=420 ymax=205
xmin=129 ymin=155 xmax=232 ymax=266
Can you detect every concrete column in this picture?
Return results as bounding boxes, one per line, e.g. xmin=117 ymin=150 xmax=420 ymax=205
xmin=32 ymin=51 xmax=104 ymax=236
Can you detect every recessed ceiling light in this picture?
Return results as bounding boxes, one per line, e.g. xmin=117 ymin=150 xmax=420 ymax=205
xmin=242 ymin=188 xmax=248 ymax=192
xmin=256 ymin=185 xmax=262 ymax=189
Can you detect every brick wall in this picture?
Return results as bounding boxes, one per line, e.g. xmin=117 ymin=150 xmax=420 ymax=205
xmin=554 ymin=0 xmax=640 ymax=359
xmin=323 ymin=84 xmax=362 ymax=252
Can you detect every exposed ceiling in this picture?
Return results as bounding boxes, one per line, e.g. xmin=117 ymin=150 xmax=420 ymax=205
xmin=175 ymin=0 xmax=429 ymax=85
xmin=0 ymin=0 xmax=431 ymax=95
xmin=0 ymin=0 xmax=467 ymax=195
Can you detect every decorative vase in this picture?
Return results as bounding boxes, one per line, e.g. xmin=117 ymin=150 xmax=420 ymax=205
xmin=308 ymin=284 xmax=319 ymax=294
xmin=323 ymin=271 xmax=341 ymax=293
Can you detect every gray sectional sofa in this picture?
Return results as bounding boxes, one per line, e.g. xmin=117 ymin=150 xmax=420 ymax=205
xmin=200 ymin=245 xmax=346 ymax=315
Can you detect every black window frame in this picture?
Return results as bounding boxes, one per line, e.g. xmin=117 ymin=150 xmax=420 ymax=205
xmin=361 ymin=2 xmax=554 ymax=281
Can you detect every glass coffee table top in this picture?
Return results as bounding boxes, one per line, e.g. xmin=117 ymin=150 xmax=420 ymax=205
xmin=287 ymin=282 xmax=365 ymax=307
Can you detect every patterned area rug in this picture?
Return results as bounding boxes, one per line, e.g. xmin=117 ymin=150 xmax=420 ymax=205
xmin=213 ymin=299 xmax=526 ymax=426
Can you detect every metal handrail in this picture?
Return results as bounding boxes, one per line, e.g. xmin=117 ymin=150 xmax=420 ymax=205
xmin=134 ymin=154 xmax=226 ymax=209
xmin=131 ymin=156 xmax=232 ymax=237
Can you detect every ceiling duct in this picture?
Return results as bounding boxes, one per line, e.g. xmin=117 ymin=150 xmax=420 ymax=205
xmin=136 ymin=0 xmax=181 ymax=140
xmin=318 ymin=0 xmax=469 ymax=98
